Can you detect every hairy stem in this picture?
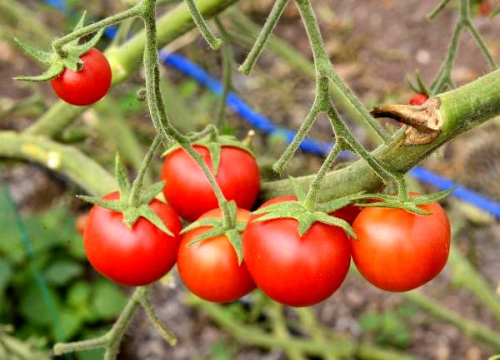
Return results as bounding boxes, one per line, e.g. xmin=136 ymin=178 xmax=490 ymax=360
xmin=184 ymin=0 xmax=221 ymax=49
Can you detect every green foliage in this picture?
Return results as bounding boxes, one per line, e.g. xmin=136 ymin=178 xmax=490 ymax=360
xmin=0 ymin=193 xmax=127 ymax=346
xmin=359 ymin=304 xmax=419 ymax=349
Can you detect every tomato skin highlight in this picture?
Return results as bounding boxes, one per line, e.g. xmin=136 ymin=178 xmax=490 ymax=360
xmin=351 ymin=201 xmax=450 ymax=292
xmin=243 ymin=197 xmax=351 ymax=307
xmin=161 ymin=145 xmax=260 ymax=221
xmin=50 ymin=48 xmax=112 ymax=106
xmin=83 ymin=192 xmax=182 ymax=287
xmin=408 ymin=93 xmax=429 ymax=106
xmin=178 ymin=208 xmax=256 ymax=303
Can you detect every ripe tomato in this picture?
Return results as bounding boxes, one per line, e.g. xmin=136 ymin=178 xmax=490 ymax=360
xmin=479 ymin=2 xmax=492 ymax=17
xmin=178 ymin=208 xmax=256 ymax=303
xmin=243 ymin=196 xmax=351 ymax=307
xmin=161 ymin=145 xmax=260 ymax=221
xmin=50 ymin=48 xmax=112 ymax=106
xmin=331 ymin=205 xmax=361 ymax=224
xmin=408 ymin=93 xmax=429 ymax=106
xmin=351 ymin=200 xmax=450 ymax=292
xmin=84 ymin=192 xmax=182 ymax=286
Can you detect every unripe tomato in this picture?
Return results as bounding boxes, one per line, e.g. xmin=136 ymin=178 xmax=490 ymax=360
xmin=178 ymin=208 xmax=256 ymax=303
xmin=408 ymin=93 xmax=429 ymax=106
xmin=351 ymin=199 xmax=450 ymax=292
xmin=50 ymin=48 xmax=112 ymax=106
xmin=161 ymin=145 xmax=260 ymax=221
xmin=83 ymin=192 xmax=182 ymax=286
xmin=243 ymin=196 xmax=351 ymax=307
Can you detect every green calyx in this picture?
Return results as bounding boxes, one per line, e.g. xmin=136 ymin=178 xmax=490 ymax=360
xmin=162 ymin=132 xmax=255 ymax=176
xmin=351 ymin=189 xmax=454 ymax=215
xmin=180 ymin=201 xmax=247 ymax=264
xmin=406 ymin=70 xmax=430 ymax=96
xmin=78 ymin=154 xmax=175 ymax=237
xmin=253 ymin=200 xmax=357 ymax=239
xmin=14 ymin=12 xmax=104 ymax=82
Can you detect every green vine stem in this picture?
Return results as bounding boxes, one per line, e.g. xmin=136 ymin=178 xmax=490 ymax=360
xmin=141 ymin=0 xmax=234 ymax=227
xmin=214 ymin=17 xmax=233 ymax=129
xmin=430 ymin=0 xmax=497 ymax=95
xmin=23 ymin=0 xmax=239 ymax=138
xmin=0 ymin=132 xmax=116 ymax=196
xmin=129 ymin=135 xmax=161 ymax=207
xmin=51 ymin=4 xmax=143 ymax=58
xmin=403 ymin=291 xmax=500 ymax=351
xmin=238 ymin=0 xmax=289 ymax=75
xmin=268 ymin=302 xmax=307 ymax=360
xmin=261 ymin=68 xmax=500 ymax=201
xmin=226 ymin=10 xmax=382 ymax=144
xmin=187 ymin=296 xmax=418 ymax=360
xmin=184 ymin=0 xmax=221 ymax=49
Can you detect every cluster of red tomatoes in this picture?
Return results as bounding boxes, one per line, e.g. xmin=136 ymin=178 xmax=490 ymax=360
xmin=82 ymin=143 xmax=451 ymax=308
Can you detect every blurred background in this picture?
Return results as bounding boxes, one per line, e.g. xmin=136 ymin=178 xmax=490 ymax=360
xmin=1 ymin=0 xmax=500 ymax=359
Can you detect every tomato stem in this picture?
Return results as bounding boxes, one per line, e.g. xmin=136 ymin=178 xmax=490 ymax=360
xmin=141 ymin=0 xmax=235 ymax=228
xmin=214 ymin=17 xmax=233 ymax=129
xmin=238 ymin=0 xmax=290 ymax=75
xmin=129 ymin=135 xmax=162 ymax=207
xmin=184 ymin=0 xmax=222 ymax=50
xmin=52 ymin=4 xmax=143 ymax=59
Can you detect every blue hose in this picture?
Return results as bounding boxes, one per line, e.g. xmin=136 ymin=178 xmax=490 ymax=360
xmin=39 ymin=0 xmax=500 ymax=218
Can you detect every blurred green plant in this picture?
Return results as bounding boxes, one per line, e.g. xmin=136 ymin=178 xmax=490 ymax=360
xmin=0 ymin=324 xmax=50 ymax=360
xmin=359 ymin=304 xmax=419 ymax=349
xmin=0 ymin=192 xmax=127 ymax=360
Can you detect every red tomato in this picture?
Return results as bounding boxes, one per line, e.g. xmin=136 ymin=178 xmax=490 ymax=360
xmin=50 ymin=48 xmax=112 ymax=106
xmin=243 ymin=196 xmax=351 ymax=307
xmin=408 ymin=93 xmax=429 ymax=106
xmin=161 ymin=145 xmax=260 ymax=221
xmin=178 ymin=208 xmax=256 ymax=303
xmin=76 ymin=213 xmax=88 ymax=235
xmin=331 ymin=205 xmax=361 ymax=224
xmin=84 ymin=192 xmax=181 ymax=286
xmin=479 ymin=2 xmax=492 ymax=16
xmin=351 ymin=200 xmax=450 ymax=292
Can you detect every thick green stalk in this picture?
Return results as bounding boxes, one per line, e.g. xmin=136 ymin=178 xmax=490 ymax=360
xmin=24 ymin=0 xmax=239 ymax=138
xmin=188 ymin=297 xmax=418 ymax=360
xmin=0 ymin=132 xmax=116 ymax=196
xmin=261 ymin=69 xmax=500 ymax=201
xmin=403 ymin=291 xmax=500 ymax=351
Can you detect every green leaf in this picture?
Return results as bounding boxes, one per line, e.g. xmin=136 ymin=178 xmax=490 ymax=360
xmin=206 ymin=142 xmax=222 ymax=176
xmin=45 ymin=260 xmax=84 ymax=286
xmin=15 ymin=62 xmax=65 ymax=82
xmin=187 ymin=227 xmax=225 ymax=246
xmin=225 ymin=229 xmax=243 ymax=264
xmin=91 ymin=281 xmax=127 ymax=320
xmin=67 ymin=282 xmax=91 ymax=308
xmin=58 ymin=308 xmax=85 ymax=339
xmin=73 ymin=29 xmax=105 ymax=58
xmin=0 ymin=260 xmax=13 ymax=295
xmin=138 ymin=205 xmax=174 ymax=236
xmin=73 ymin=11 xmax=88 ymax=32
xmin=490 ymin=5 xmax=500 ymax=18
xmin=181 ymin=218 xmax=221 ymax=234
xmin=114 ymin=153 xmax=131 ymax=198
xmin=14 ymin=38 xmax=52 ymax=64
xmin=20 ymin=281 xmax=60 ymax=326
xmin=140 ymin=181 xmax=166 ymax=204
xmin=410 ymin=188 xmax=455 ymax=205
xmin=76 ymin=195 xmax=123 ymax=212
xmin=314 ymin=212 xmax=357 ymax=238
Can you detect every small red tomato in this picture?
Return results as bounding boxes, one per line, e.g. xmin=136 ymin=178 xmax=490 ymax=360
xmin=178 ymin=208 xmax=256 ymax=303
xmin=50 ymin=48 xmax=112 ymax=106
xmin=76 ymin=213 xmax=88 ymax=235
xmin=243 ymin=196 xmax=351 ymax=307
xmin=331 ymin=205 xmax=362 ymax=224
xmin=84 ymin=192 xmax=182 ymax=286
xmin=161 ymin=145 xmax=260 ymax=221
xmin=408 ymin=93 xmax=429 ymax=106
xmin=351 ymin=199 xmax=450 ymax=292
xmin=479 ymin=2 xmax=492 ymax=16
